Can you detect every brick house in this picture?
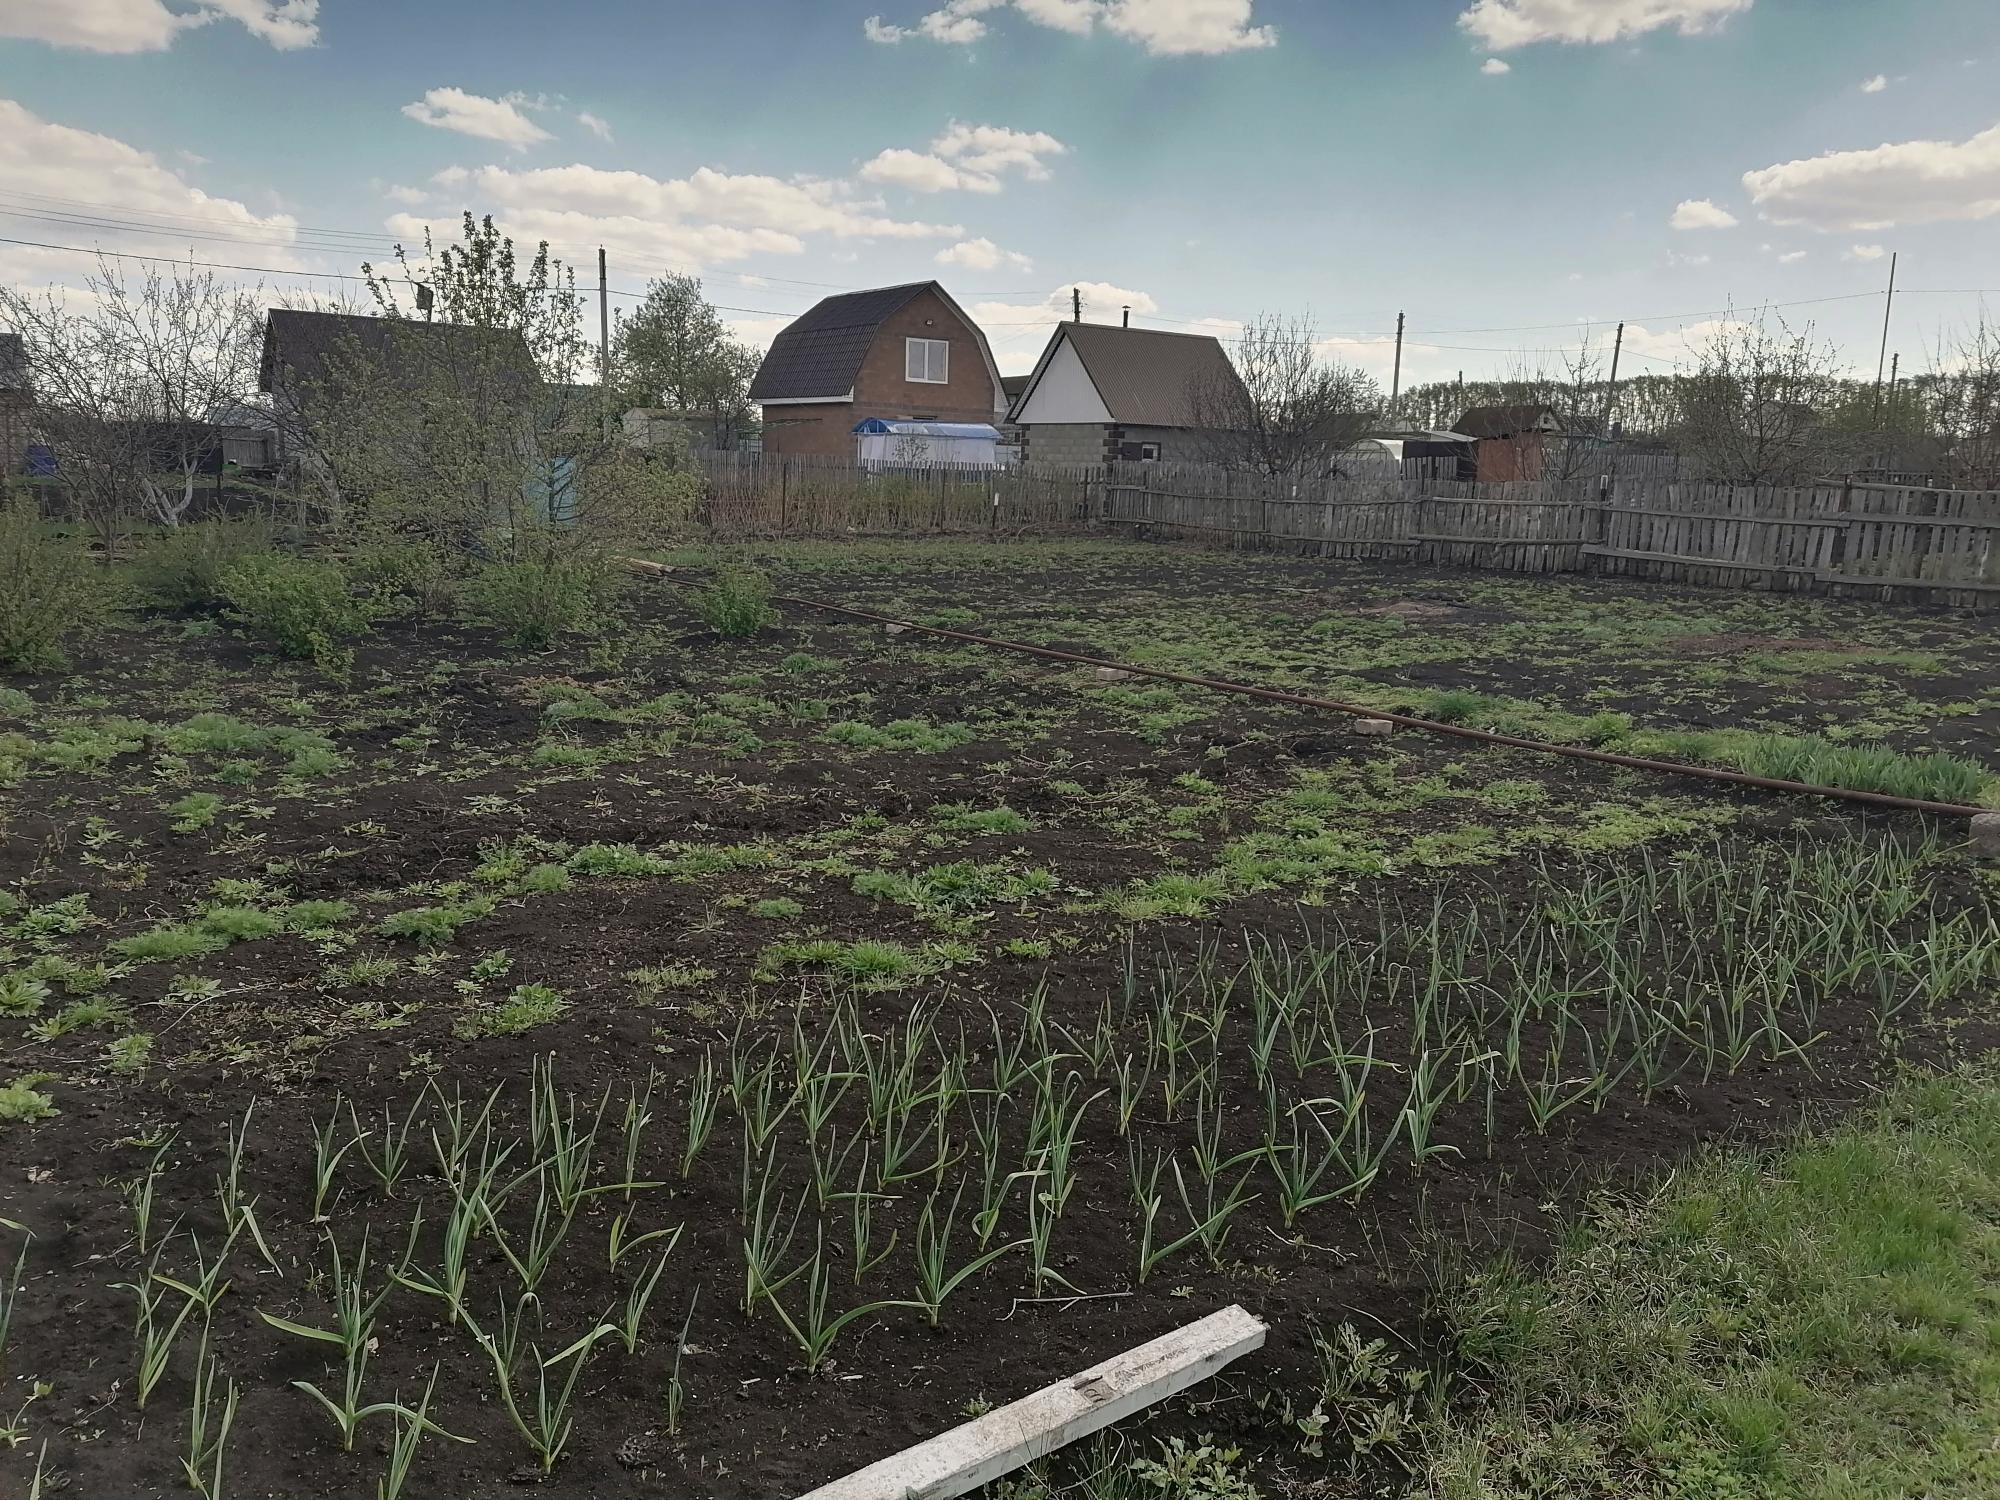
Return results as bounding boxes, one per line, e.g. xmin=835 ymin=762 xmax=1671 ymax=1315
xmin=749 ymin=282 xmax=1005 ymax=459
xmin=1007 ymin=321 xmax=1243 ymax=466
xmin=0 ymin=332 xmax=29 ymax=476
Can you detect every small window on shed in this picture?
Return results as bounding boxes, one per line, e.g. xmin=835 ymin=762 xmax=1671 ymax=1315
xmin=1119 ymin=441 xmax=1162 ymax=461
xmin=906 ymin=337 xmax=949 ymax=384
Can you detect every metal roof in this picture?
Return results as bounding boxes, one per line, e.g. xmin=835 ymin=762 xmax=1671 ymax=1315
xmin=259 ymin=309 xmax=537 ymax=396
xmin=1010 ymin=322 xmax=1243 ymax=428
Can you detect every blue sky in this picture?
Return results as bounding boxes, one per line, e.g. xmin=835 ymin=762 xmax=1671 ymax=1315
xmin=1 ymin=0 xmax=1996 ymax=384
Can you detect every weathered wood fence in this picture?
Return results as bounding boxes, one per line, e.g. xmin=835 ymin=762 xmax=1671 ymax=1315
xmin=1099 ymin=464 xmax=2000 ymax=610
xmin=696 ymin=452 xmax=1100 ymax=537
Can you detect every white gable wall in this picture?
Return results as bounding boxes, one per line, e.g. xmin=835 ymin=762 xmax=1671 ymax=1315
xmin=1014 ymin=336 xmax=1110 ymax=424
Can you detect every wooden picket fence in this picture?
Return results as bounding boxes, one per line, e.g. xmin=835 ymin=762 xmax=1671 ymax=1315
xmin=1097 ymin=463 xmax=2000 ymax=610
xmin=696 ymin=451 xmax=1100 ymax=537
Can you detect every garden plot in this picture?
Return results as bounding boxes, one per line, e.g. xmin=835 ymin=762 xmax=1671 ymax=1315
xmin=1 ymin=540 xmax=1996 ymax=1499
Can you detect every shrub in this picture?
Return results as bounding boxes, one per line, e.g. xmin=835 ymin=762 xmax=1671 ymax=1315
xmin=349 ymin=539 xmax=457 ymax=612
xmin=0 ymin=504 xmax=103 ymax=673
xmin=697 ymin=567 xmax=778 ymax=639
xmin=464 ymin=556 xmax=623 ymax=649
xmin=219 ymin=554 xmax=371 ymax=672
xmin=132 ymin=518 xmax=272 ymax=610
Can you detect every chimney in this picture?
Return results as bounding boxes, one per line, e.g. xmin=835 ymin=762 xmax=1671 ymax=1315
xmin=1122 ymin=306 xmax=1130 ymax=328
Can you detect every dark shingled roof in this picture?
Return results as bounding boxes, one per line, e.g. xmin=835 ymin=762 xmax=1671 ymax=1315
xmin=748 ymin=282 xmax=936 ymax=402
xmin=260 ymin=309 xmax=537 ymax=396
xmin=1454 ymin=404 xmax=1561 ymax=440
xmin=1012 ymin=323 xmax=1243 ymax=428
xmin=0 ymin=332 xmax=26 ymax=392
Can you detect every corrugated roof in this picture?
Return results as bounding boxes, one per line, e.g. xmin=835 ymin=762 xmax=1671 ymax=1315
xmin=748 ymin=282 xmax=935 ymax=402
xmin=260 ymin=309 xmax=538 ymax=396
xmin=1015 ymin=323 xmax=1242 ymax=428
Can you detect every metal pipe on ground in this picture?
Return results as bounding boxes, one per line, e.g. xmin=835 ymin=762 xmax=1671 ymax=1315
xmin=621 ymin=559 xmax=1994 ymax=823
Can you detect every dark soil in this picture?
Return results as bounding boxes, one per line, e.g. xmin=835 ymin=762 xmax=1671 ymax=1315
xmin=2 ymin=541 xmax=1996 ymax=1499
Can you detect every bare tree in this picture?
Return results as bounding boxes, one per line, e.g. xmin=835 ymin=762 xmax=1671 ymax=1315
xmin=1674 ymin=311 xmax=1850 ymax=486
xmin=1923 ymin=320 xmax=2000 ymax=489
xmin=0 ymin=257 xmax=262 ymax=544
xmin=1186 ymin=313 xmax=1383 ymax=482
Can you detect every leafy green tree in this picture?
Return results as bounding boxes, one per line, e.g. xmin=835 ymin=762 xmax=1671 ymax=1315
xmin=614 ymin=274 xmax=759 ymax=448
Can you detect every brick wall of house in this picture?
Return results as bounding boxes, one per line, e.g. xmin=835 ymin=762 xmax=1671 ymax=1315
xmin=758 ymin=404 xmax=856 ymax=459
xmin=851 ymin=288 xmax=998 ymax=426
xmin=761 ymin=286 xmax=999 ymax=459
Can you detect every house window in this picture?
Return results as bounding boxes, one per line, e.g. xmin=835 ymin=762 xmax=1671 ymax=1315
xmin=906 ymin=337 xmax=949 ymax=384
xmin=1118 ymin=441 xmax=1162 ymax=461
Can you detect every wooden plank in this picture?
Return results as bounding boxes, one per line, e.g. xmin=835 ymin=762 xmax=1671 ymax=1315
xmin=796 ymin=1305 xmax=1268 ymax=1500
xmin=1578 ymin=544 xmax=1817 ymax=575
xmin=1819 ymin=569 xmax=2000 ymax=594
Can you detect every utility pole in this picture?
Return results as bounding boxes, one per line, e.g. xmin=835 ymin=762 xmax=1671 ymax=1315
xmin=597 ymin=247 xmax=611 ymax=386
xmin=1873 ymin=250 xmax=1898 ymax=408
xmin=1602 ymin=320 xmax=1625 ymax=433
xmin=1390 ymin=310 xmax=1405 ymax=411
xmin=1072 ymin=286 xmax=1082 ymax=324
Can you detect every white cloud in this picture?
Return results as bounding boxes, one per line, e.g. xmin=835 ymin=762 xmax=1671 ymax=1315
xmin=1670 ymin=197 xmax=1738 ymax=229
xmin=0 ymin=96 xmax=301 ymax=289
xmin=401 ymin=88 xmax=553 ymax=150
xmin=401 ymin=160 xmax=964 ymax=273
xmin=1666 ymin=249 xmax=1712 ymax=266
xmin=1619 ymin=317 xmax=1747 ymax=363
xmin=864 ymin=0 xmax=1275 ymax=56
xmin=1742 ymin=121 xmax=2000 ymax=230
xmin=1860 ymin=73 xmax=1887 ymax=93
xmin=1844 ymin=243 xmax=1886 ymax=261
xmin=1776 ymin=249 xmax=1807 ymax=262
xmin=1480 ymin=57 xmax=1511 ymax=74
xmin=1459 ymin=0 xmax=1751 ymax=51
xmin=0 ymin=0 xmax=319 ymax=53
xmin=861 ymin=122 xmax=1068 ymax=194
xmin=972 ymin=281 xmax=1163 ymax=369
xmin=860 ymin=148 xmax=987 ymax=194
xmin=383 ymin=183 xmax=429 ymax=207
xmin=936 ymin=237 xmax=1034 ymax=272
xmin=577 ymin=111 xmax=613 ymax=143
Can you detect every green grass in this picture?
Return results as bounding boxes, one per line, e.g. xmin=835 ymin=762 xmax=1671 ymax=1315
xmin=453 ymin=983 xmax=568 ymax=1039
xmin=1623 ymin=728 xmax=1994 ymax=806
xmin=1420 ymin=1066 xmax=2000 ymax=1499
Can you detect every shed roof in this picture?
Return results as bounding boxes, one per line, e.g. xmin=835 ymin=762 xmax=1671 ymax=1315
xmin=1010 ymin=322 xmax=1242 ymax=428
xmin=259 ymin=309 xmax=537 ymax=396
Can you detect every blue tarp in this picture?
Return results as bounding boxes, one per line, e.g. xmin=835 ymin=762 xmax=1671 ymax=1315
xmin=852 ymin=419 xmax=1002 ymax=439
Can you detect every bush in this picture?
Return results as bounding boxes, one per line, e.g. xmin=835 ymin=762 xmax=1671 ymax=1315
xmin=697 ymin=566 xmax=778 ymax=639
xmin=465 ymin=556 xmax=624 ymax=648
xmin=349 ymin=539 xmax=457 ymax=613
xmin=132 ymin=517 xmax=272 ymax=610
xmin=0 ymin=503 xmax=103 ymax=673
xmin=219 ymin=554 xmax=371 ymax=672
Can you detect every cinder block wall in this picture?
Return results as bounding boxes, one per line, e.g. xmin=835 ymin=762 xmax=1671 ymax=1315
xmin=1021 ymin=423 xmax=1112 ymax=465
